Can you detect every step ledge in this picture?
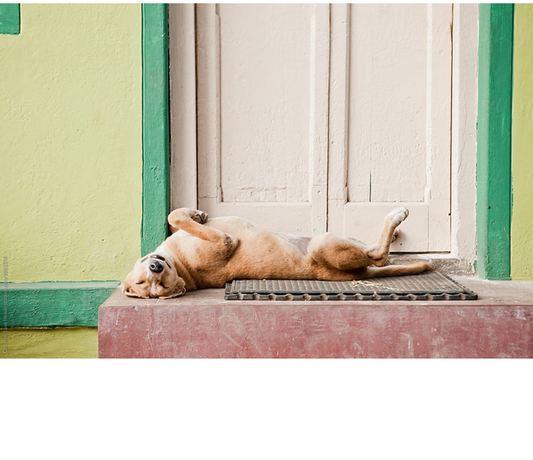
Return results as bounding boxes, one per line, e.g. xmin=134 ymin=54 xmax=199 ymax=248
xmin=98 ymin=276 xmax=533 ymax=358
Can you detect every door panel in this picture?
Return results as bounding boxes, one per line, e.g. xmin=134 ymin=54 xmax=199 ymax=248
xmin=196 ymin=4 xmax=329 ymax=235
xmin=328 ymin=4 xmax=452 ymax=252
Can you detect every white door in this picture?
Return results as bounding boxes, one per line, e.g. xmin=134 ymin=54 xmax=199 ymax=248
xmin=328 ymin=4 xmax=452 ymax=252
xmin=173 ymin=3 xmax=453 ymax=253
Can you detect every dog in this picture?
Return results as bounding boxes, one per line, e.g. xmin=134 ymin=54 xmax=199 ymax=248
xmin=122 ymin=207 xmax=433 ymax=299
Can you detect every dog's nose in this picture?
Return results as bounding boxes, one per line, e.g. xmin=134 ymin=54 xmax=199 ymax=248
xmin=149 ymin=261 xmax=164 ymax=273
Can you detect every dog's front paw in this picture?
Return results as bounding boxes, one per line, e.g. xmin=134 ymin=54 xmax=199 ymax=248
xmin=223 ymin=233 xmax=233 ymax=246
xmin=218 ymin=233 xmax=238 ymax=260
xmin=192 ymin=211 xmax=209 ymax=224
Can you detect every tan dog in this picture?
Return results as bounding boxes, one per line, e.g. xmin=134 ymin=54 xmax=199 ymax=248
xmin=122 ymin=207 xmax=433 ymax=299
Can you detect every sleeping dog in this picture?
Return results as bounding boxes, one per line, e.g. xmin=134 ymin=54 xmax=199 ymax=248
xmin=122 ymin=207 xmax=433 ymax=299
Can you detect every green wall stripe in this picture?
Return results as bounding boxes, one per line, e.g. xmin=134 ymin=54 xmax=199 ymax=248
xmin=5 ymin=282 xmax=119 ymax=327
xmin=0 ymin=3 xmax=20 ymax=35
xmin=141 ymin=4 xmax=170 ymax=256
xmin=476 ymin=4 xmax=514 ymax=280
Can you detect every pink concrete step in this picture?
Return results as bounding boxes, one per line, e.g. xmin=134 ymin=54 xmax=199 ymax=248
xmin=98 ymin=276 xmax=533 ymax=358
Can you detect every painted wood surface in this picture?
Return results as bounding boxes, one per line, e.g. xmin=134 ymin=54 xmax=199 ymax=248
xmin=329 ymin=4 xmax=452 ymax=252
xmin=170 ymin=4 xmax=197 ymax=211
xmin=450 ymin=4 xmax=478 ymax=268
xmin=511 ymin=4 xmax=533 ymax=280
xmin=476 ymin=4 xmax=513 ymax=280
xmin=99 ymin=284 xmax=533 ymax=358
xmin=196 ymin=4 xmax=329 ymax=235
xmin=142 ymin=4 xmax=170 ymax=256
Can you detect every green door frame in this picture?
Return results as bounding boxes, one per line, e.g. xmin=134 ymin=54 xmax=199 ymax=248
xmin=477 ymin=4 xmax=514 ymax=280
xmin=141 ymin=3 xmax=170 ymax=256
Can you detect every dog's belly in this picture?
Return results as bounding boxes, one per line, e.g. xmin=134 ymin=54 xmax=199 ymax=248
xmin=276 ymin=235 xmax=312 ymax=256
xmin=204 ymin=217 xmax=312 ymax=254
xmin=224 ymin=234 xmax=315 ymax=281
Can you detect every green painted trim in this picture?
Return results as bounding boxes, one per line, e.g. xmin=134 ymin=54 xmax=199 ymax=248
xmin=4 ymin=282 xmax=119 ymax=327
xmin=0 ymin=3 xmax=20 ymax=35
xmin=141 ymin=4 xmax=170 ymax=256
xmin=476 ymin=4 xmax=514 ymax=280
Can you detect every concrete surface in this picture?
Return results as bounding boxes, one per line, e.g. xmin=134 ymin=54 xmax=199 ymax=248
xmin=98 ymin=276 xmax=533 ymax=358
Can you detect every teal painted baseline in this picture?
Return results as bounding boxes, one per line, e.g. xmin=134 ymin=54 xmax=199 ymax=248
xmin=5 ymin=283 xmax=119 ymax=328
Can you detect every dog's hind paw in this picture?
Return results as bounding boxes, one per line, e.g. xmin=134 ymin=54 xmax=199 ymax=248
xmin=391 ymin=229 xmax=400 ymax=243
xmin=388 ymin=207 xmax=409 ymax=226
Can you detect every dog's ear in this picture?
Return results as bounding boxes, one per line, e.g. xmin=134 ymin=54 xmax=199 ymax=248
xmin=121 ymin=281 xmax=141 ymax=298
xmin=159 ymin=285 xmax=186 ymax=300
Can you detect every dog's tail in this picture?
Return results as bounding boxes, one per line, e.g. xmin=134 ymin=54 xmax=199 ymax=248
xmin=362 ymin=261 xmax=434 ymax=279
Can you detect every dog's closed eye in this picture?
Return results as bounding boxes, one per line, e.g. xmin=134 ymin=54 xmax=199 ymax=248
xmin=136 ymin=281 xmax=145 ymax=285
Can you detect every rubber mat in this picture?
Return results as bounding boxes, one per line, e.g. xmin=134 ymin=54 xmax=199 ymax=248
xmin=224 ymin=270 xmax=477 ymax=301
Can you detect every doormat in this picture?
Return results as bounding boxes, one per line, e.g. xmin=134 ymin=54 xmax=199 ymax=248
xmin=224 ymin=271 xmax=477 ymax=301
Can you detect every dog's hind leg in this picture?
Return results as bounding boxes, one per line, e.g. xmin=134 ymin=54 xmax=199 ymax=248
xmin=363 ymin=262 xmax=434 ymax=278
xmin=307 ymin=233 xmax=373 ymax=271
xmin=307 ymin=207 xmax=411 ymax=273
xmin=365 ymin=207 xmax=409 ymax=266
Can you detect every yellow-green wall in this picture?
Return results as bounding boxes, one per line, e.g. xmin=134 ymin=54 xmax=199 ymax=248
xmin=2 ymin=328 xmax=98 ymax=359
xmin=512 ymin=4 xmax=533 ymax=280
xmin=0 ymin=4 xmax=142 ymax=283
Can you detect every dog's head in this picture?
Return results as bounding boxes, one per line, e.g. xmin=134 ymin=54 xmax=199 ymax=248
xmin=121 ymin=253 xmax=186 ymax=299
